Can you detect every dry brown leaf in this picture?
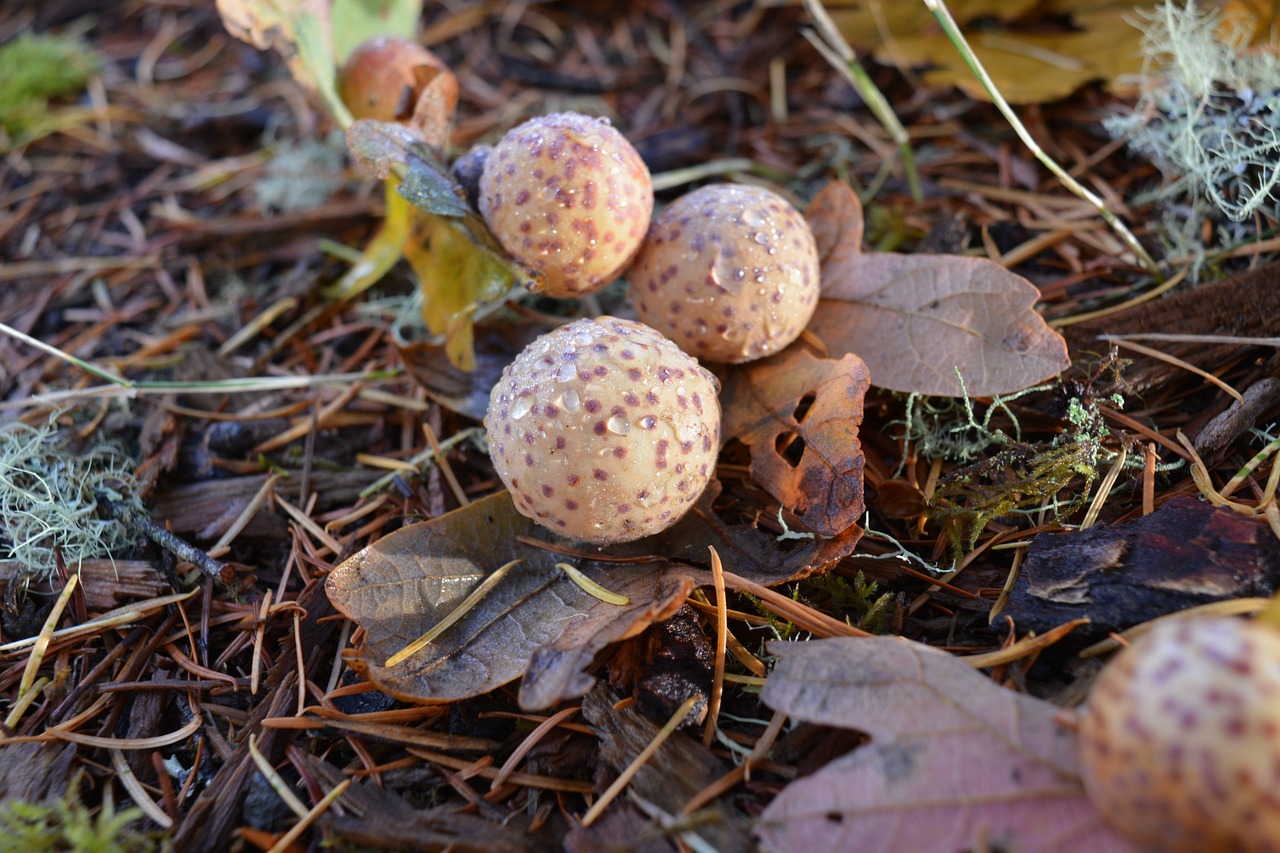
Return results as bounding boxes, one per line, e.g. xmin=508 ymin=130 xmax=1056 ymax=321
xmin=757 ymin=637 xmax=1137 ymax=853
xmin=325 ymin=491 xmax=693 ymax=709
xmin=719 ymin=347 xmax=869 ymax=537
xmin=805 ymin=181 xmax=1069 ymax=397
xmin=825 ymin=0 xmax=1152 ymax=104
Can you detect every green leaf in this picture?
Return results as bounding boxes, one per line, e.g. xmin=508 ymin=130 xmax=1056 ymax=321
xmin=346 ymin=119 xmax=470 ymax=218
xmin=331 ymin=0 xmax=423 ymax=63
xmin=216 ymin=0 xmax=354 ymax=126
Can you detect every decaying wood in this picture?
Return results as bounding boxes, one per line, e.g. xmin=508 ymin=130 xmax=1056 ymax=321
xmin=582 ymin=687 xmax=752 ymax=853
xmin=0 ymin=560 xmax=167 ymax=614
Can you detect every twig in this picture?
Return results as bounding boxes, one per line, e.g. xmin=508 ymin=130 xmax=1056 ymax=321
xmin=97 ymin=490 xmax=229 ymax=583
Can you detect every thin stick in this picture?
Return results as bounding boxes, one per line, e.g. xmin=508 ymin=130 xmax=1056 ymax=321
xmin=922 ymin=0 xmax=1162 ymax=278
xmin=581 ymin=695 xmax=700 ymax=828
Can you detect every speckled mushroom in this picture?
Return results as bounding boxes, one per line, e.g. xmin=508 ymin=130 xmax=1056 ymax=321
xmin=628 ymin=183 xmax=820 ymax=363
xmin=485 ymin=316 xmax=720 ymax=544
xmin=478 ymin=112 xmax=654 ymax=298
xmin=1078 ymin=616 xmax=1280 ymax=852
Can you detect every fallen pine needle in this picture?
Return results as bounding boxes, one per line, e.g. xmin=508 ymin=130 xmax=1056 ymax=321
xmin=703 ymin=547 xmax=728 ymax=748
xmin=489 ymin=705 xmax=581 ymax=793
xmin=962 ymin=617 xmax=1091 ymax=668
xmin=557 ymin=562 xmax=629 ymax=605
xmin=249 ymin=733 xmax=309 ymax=818
xmin=1105 ymin=337 xmax=1244 ymax=404
xmin=111 ymin=748 xmax=172 ymax=828
xmin=267 ymin=778 xmax=351 ymax=853
xmin=386 ymin=559 xmax=521 ymax=667
xmin=16 ymin=573 xmax=78 ymax=708
xmin=581 ymin=694 xmax=700 ymax=828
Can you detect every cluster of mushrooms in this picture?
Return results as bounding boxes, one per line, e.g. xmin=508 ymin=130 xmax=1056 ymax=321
xmin=338 ymin=37 xmax=1280 ymax=853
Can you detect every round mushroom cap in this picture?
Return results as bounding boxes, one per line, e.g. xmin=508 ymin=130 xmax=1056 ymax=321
xmin=1078 ymin=617 xmax=1280 ymax=852
xmin=479 ymin=113 xmax=654 ymax=299
xmin=338 ymin=36 xmax=458 ymax=128
xmin=628 ymin=183 xmax=820 ymax=363
xmin=485 ymin=317 xmax=720 ymax=544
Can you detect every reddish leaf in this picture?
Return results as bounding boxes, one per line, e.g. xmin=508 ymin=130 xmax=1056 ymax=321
xmin=804 ymin=181 xmax=1070 ymax=397
xmin=325 ymin=491 xmax=693 ymax=709
xmin=757 ymin=637 xmax=1136 ymax=853
xmin=719 ymin=347 xmax=869 ymax=536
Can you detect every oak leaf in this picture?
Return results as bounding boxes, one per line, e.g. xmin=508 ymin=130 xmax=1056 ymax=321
xmin=325 ymin=492 xmax=693 ymax=709
xmin=805 ymin=181 xmax=1069 ymax=397
xmin=756 ymin=637 xmax=1137 ymax=853
xmin=720 ymin=347 xmax=869 ymax=536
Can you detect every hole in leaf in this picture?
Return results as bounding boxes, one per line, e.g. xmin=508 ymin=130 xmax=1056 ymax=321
xmin=793 ymin=391 xmax=817 ymax=423
xmin=775 ymin=431 xmax=806 ymax=468
xmin=824 ymin=812 xmax=844 ymax=824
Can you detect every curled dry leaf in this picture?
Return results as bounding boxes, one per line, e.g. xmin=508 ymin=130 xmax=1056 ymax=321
xmin=325 ymin=491 xmax=693 ymax=709
xmin=719 ymin=347 xmax=869 ymax=536
xmin=805 ymin=181 xmax=1070 ymax=397
xmin=757 ymin=637 xmax=1136 ymax=853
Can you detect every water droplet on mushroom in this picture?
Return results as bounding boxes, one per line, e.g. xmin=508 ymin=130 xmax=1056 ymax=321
xmin=511 ymin=396 xmax=534 ymax=420
xmin=607 ymin=415 xmax=631 ymax=435
xmin=742 ymin=207 xmax=766 ymax=228
xmin=560 ymin=389 xmax=581 ymax=413
xmin=555 ymin=362 xmax=577 ymax=382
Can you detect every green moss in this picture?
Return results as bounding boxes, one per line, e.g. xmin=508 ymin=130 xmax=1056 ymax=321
xmin=0 ymin=33 xmax=101 ymax=134
xmin=0 ymin=778 xmax=162 ymax=853
xmin=929 ymin=396 xmax=1112 ymax=558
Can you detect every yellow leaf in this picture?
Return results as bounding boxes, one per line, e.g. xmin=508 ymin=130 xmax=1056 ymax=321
xmin=403 ymin=211 xmax=518 ymax=371
xmin=826 ymin=0 xmax=1155 ymax=104
xmin=325 ymin=179 xmax=411 ymax=301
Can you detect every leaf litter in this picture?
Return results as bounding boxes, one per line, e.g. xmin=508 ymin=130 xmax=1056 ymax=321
xmin=2 ymin=0 xmax=1280 ymax=850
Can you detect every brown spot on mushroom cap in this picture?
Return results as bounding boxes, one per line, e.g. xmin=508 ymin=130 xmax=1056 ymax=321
xmin=485 ymin=316 xmax=720 ymax=544
xmin=478 ymin=113 xmax=654 ymax=299
xmin=1078 ymin=617 xmax=1280 ymax=851
xmin=628 ymin=183 xmax=820 ymax=363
